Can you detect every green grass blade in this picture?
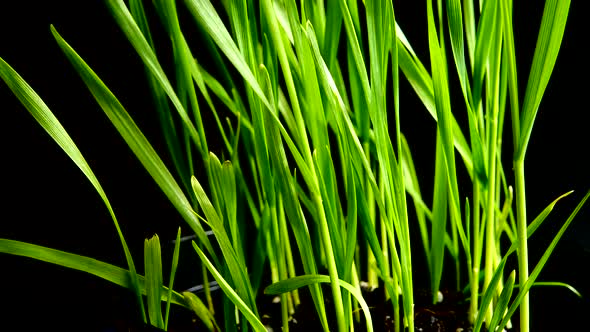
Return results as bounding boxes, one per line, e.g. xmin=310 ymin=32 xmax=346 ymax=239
xmin=0 ymin=56 xmax=145 ymax=321
xmin=165 ymin=227 xmax=183 ymax=330
xmin=145 ymin=235 xmax=164 ymax=328
xmin=190 ymin=176 xmax=258 ymax=314
xmin=401 ymin=135 xmax=432 ymax=264
xmin=472 ymin=0 xmax=498 ymax=110
xmin=159 ymin=0 xmax=210 ymax=160
xmin=195 ymin=63 xmax=254 ymax=134
xmin=397 ymin=28 xmax=474 ymax=177
xmin=474 ymin=190 xmax=582 ymax=332
xmin=463 ymin=0 xmax=476 ymax=70
xmin=323 ymin=0 xmax=343 ymax=69
xmin=446 ymin=0 xmax=473 ymax=108
xmin=426 ymin=0 xmax=468 ymax=262
xmin=0 ymin=239 xmax=186 ymax=306
xmin=344 ymin=165 xmax=358 ymax=282
xmin=430 ymin=134 xmax=449 ymax=301
xmin=473 ymin=258 xmax=507 ymax=332
xmin=129 ymin=0 xmax=192 ymax=196
xmin=106 ymin=0 xmax=204 ymax=153
xmin=473 ymin=1 xmax=499 ymax=106
xmin=521 ymin=191 xmax=573 ymax=242
xmin=271 ymin=162 xmax=330 ymax=329
xmin=517 ymin=0 xmax=571 ymax=160
xmin=190 ymin=57 xmax=233 ymax=154
xmin=515 ymin=281 xmax=582 ymax=298
xmin=488 ymin=270 xmax=515 ymax=330
xmin=337 ymin=0 xmax=371 ymax=104
xmin=49 ymin=26 xmax=218 ymax=265
xmin=257 ymin=63 xmax=329 ymax=327
xmin=183 ymin=0 xmax=272 ymax=111
xmin=304 ymin=22 xmax=385 ymax=215
xmin=501 ymin=0 xmax=521 ymax=148
xmin=191 ymin=241 xmax=266 ymax=332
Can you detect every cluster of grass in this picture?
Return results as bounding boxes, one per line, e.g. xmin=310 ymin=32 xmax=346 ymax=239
xmin=1 ymin=0 xmax=587 ymax=331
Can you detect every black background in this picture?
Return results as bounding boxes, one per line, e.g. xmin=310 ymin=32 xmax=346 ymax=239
xmin=1 ymin=1 xmax=588 ymax=330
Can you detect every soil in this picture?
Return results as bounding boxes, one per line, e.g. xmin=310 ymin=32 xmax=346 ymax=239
xmin=112 ymin=286 xmax=485 ymax=331
xmin=258 ymin=286 xmax=486 ymax=332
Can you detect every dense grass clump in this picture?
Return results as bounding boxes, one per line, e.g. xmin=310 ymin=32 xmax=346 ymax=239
xmin=1 ymin=1 xmax=587 ymax=331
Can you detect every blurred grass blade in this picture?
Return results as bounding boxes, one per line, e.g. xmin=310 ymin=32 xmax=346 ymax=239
xmin=106 ymin=0 xmax=204 ymax=153
xmin=183 ymin=291 xmax=218 ymax=332
xmin=0 ymin=239 xmax=186 ymax=306
xmin=0 ymin=56 xmax=145 ymax=321
xmin=191 ymin=241 xmax=266 ymax=332
xmin=489 ymin=270 xmax=515 ymax=330
xmin=49 ymin=25 xmax=218 ymax=265
xmin=183 ymin=0 xmax=272 ymax=111
xmin=145 ymin=235 xmax=164 ymax=328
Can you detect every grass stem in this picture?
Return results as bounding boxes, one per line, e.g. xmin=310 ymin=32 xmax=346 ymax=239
xmin=514 ymin=159 xmax=529 ymax=332
xmin=483 ymin=114 xmax=499 ymax=325
xmin=314 ymin=193 xmax=347 ymax=332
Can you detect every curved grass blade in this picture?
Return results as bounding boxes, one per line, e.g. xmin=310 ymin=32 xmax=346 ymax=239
xmin=182 ymin=291 xmax=218 ymax=332
xmin=264 ymin=274 xmax=374 ymax=332
xmin=0 ymin=56 xmax=145 ymax=321
xmin=521 ymin=190 xmax=573 ymax=241
xmin=49 ymin=26 xmax=218 ymax=265
xmin=515 ymin=281 xmax=582 ymax=298
xmin=0 ymin=239 xmax=186 ymax=306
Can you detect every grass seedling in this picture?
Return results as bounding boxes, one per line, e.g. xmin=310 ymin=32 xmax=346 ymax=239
xmin=0 ymin=0 xmax=586 ymax=331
